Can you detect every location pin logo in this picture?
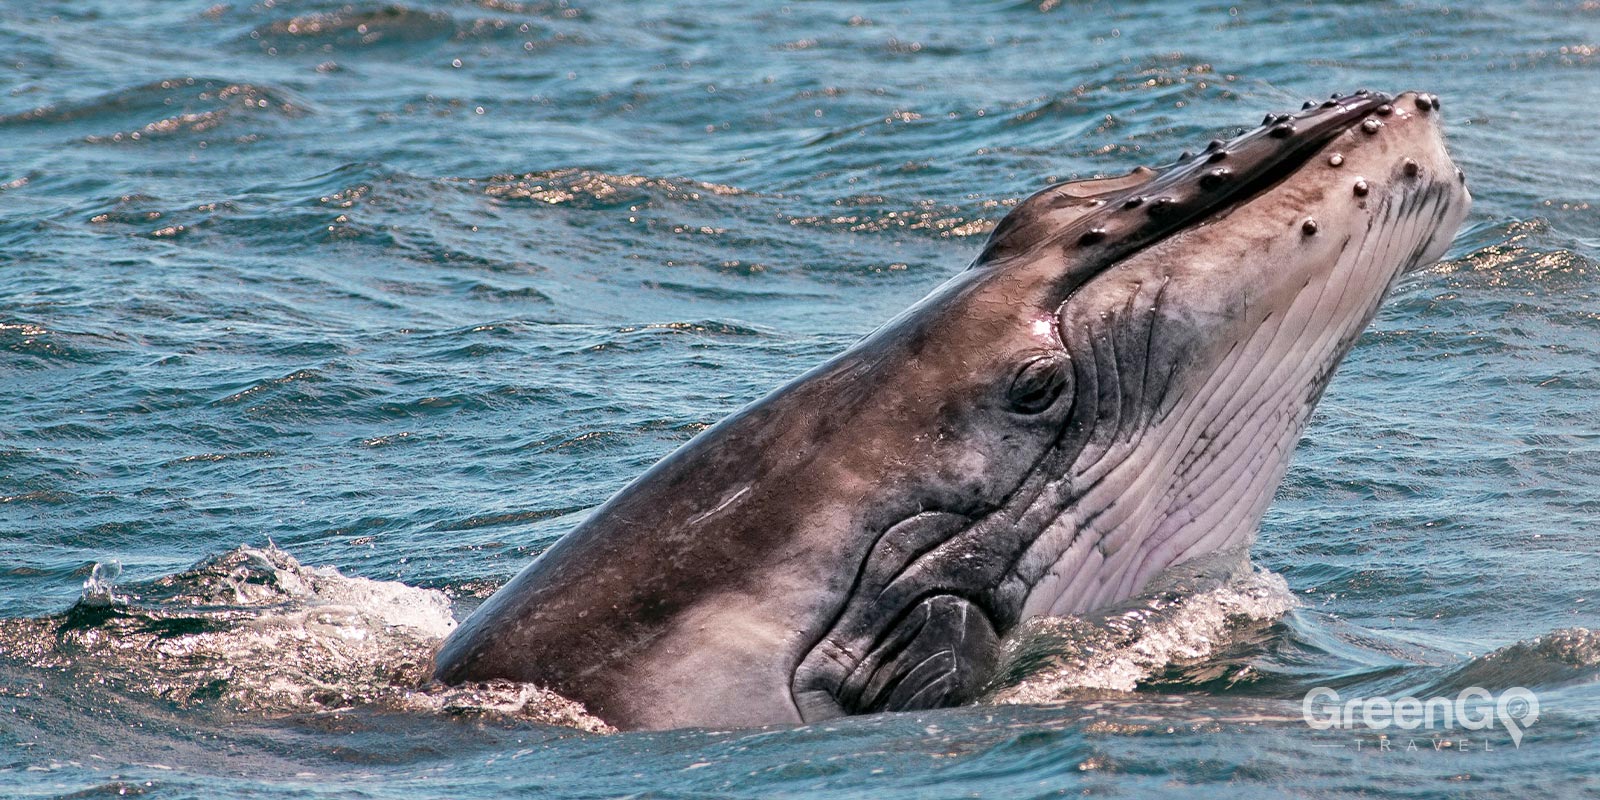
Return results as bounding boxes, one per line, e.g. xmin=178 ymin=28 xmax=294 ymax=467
xmin=1497 ymin=687 xmax=1540 ymax=748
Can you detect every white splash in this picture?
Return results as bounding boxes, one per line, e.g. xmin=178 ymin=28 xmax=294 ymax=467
xmin=989 ymin=567 xmax=1297 ymax=704
xmin=41 ymin=545 xmax=611 ymax=732
xmin=80 ymin=560 xmax=123 ymax=607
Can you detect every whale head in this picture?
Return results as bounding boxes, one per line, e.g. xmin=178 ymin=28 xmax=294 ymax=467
xmin=433 ymin=90 xmax=1471 ymax=730
xmin=775 ymin=90 xmax=1470 ymax=720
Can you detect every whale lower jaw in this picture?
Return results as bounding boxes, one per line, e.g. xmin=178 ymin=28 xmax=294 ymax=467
xmin=1013 ymin=178 xmax=1464 ymax=621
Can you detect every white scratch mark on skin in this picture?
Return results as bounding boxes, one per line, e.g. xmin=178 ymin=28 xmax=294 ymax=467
xmin=688 ymin=485 xmax=752 ymax=526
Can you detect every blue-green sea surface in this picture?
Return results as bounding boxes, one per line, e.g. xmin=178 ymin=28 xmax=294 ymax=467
xmin=3 ymin=1 xmax=1599 ymax=797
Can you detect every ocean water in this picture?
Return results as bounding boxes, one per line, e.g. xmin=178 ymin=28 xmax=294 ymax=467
xmin=2 ymin=0 xmax=1599 ymax=796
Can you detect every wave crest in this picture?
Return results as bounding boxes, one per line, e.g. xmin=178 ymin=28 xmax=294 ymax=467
xmin=986 ymin=567 xmax=1297 ymax=703
xmin=0 ymin=546 xmax=610 ymax=732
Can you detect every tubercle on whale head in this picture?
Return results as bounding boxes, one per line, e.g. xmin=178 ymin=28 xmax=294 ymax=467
xmin=973 ymin=90 xmax=1402 ymax=296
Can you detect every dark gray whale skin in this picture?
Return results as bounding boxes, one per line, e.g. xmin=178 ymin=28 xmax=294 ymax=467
xmin=433 ymin=90 xmax=1471 ymax=731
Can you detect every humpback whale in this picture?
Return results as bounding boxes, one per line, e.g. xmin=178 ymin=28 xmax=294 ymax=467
xmin=434 ymin=90 xmax=1471 ymax=730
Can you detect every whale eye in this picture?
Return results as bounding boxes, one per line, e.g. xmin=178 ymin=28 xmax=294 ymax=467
xmin=1007 ymin=354 xmax=1071 ymax=414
